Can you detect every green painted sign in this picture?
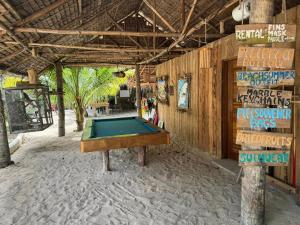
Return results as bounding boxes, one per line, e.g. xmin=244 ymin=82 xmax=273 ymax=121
xmin=239 ymin=150 xmax=289 ymax=166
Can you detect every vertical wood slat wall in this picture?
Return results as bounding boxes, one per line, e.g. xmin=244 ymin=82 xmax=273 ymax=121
xmin=156 ymin=6 xmax=300 ymax=185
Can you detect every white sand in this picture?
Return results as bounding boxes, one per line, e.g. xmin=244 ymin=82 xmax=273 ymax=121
xmin=0 ymin=110 xmax=299 ymax=225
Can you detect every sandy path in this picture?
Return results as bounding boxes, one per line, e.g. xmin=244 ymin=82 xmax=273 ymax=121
xmin=0 ymin=111 xmax=299 ymax=225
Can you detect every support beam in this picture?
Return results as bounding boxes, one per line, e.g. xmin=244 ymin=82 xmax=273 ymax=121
xmin=0 ymin=85 xmax=12 ymax=168
xmin=137 ymin=146 xmax=146 ymax=167
xmin=14 ymin=0 xmax=68 ymax=26
xmin=13 ymin=27 xmax=222 ymax=39
xmin=27 ymin=68 xmax=38 ymax=84
xmin=55 ymin=61 xmax=65 ymax=137
xmin=102 ymin=151 xmax=110 ymax=172
xmin=241 ymin=1 xmax=274 ymax=225
xmin=135 ymin=64 xmax=142 ymax=117
xmin=2 ymin=41 xmax=196 ymax=53
xmin=143 ymin=0 xmax=176 ymax=32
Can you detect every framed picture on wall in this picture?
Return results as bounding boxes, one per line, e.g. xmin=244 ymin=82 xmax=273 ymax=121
xmin=177 ymin=74 xmax=191 ymax=111
xmin=156 ymin=76 xmax=169 ymax=104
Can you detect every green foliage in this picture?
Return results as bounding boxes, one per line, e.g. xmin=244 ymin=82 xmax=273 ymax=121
xmin=1 ymin=76 xmax=23 ymax=88
xmin=40 ymin=66 xmax=134 ymax=109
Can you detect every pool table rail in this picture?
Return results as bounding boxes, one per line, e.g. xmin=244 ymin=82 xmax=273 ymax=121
xmin=80 ymin=118 xmax=170 ymax=152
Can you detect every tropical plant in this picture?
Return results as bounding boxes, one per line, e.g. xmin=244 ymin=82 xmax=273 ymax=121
xmin=40 ymin=67 xmax=133 ymax=131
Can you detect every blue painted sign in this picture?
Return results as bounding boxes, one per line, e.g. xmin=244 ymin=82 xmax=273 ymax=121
xmin=237 ymin=108 xmax=291 ymax=129
xmin=236 ymin=70 xmax=295 ymax=87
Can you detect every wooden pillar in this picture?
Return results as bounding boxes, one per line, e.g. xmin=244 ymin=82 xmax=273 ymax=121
xmin=102 ymin=151 xmax=110 ymax=172
xmin=27 ymin=68 xmax=38 ymax=84
xmin=0 ymin=88 xmax=12 ymax=168
xmin=137 ymin=146 xmax=146 ymax=167
xmin=55 ymin=61 xmax=65 ymax=137
xmin=135 ymin=64 xmax=142 ymax=117
xmin=241 ymin=1 xmax=274 ymax=225
xmin=295 ymin=5 xmax=300 ymax=204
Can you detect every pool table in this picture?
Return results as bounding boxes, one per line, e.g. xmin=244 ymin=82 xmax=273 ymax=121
xmin=80 ymin=117 xmax=170 ymax=172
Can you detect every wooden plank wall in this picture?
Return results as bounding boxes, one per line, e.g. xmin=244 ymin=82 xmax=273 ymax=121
xmin=156 ymin=6 xmax=300 ymax=186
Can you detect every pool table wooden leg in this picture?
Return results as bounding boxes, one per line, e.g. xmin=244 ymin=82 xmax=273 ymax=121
xmin=137 ymin=146 xmax=146 ymax=167
xmin=102 ymin=151 xmax=110 ymax=172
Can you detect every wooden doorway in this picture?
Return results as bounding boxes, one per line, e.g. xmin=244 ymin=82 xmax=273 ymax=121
xmin=221 ymin=59 xmax=242 ymax=160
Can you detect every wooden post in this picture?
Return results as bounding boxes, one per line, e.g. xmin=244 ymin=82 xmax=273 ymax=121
xmin=241 ymin=1 xmax=274 ymax=225
xmin=137 ymin=146 xmax=146 ymax=167
xmin=0 ymin=86 xmax=12 ymax=168
xmin=295 ymin=4 xmax=300 ymax=205
xmin=135 ymin=64 xmax=142 ymax=117
xmin=55 ymin=61 xmax=65 ymax=137
xmin=27 ymin=68 xmax=38 ymax=84
xmin=219 ymin=20 xmax=224 ymax=34
xmin=102 ymin=151 xmax=110 ymax=172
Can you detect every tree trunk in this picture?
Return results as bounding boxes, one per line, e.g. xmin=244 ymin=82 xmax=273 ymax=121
xmin=55 ymin=61 xmax=65 ymax=137
xmin=0 ymin=89 xmax=12 ymax=168
xmin=75 ymin=106 xmax=84 ymax=131
xmin=241 ymin=1 xmax=274 ymax=225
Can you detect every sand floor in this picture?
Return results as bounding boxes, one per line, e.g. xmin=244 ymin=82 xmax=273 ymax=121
xmin=0 ymin=111 xmax=299 ymax=225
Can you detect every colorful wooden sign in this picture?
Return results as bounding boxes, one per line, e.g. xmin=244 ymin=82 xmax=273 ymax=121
xmin=236 ymin=70 xmax=296 ymax=87
xmin=237 ymin=108 xmax=291 ymax=129
xmin=237 ymin=47 xmax=294 ymax=69
xmin=235 ymin=24 xmax=296 ymax=44
xmin=239 ymin=150 xmax=290 ymax=166
xmin=237 ymin=87 xmax=292 ymax=107
xmin=236 ymin=130 xmax=293 ymax=149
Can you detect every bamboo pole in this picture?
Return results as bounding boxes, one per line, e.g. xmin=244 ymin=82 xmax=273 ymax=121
xmin=2 ymin=41 xmax=196 ymax=53
xmin=241 ymin=1 xmax=274 ymax=225
xmin=143 ymin=0 xmax=176 ymax=32
xmin=135 ymin=64 xmax=142 ymax=117
xmin=0 ymin=86 xmax=12 ymax=168
xmin=55 ymin=61 xmax=65 ymax=137
xmin=181 ymin=0 xmax=198 ymax=34
xmin=13 ymin=27 xmax=223 ymax=38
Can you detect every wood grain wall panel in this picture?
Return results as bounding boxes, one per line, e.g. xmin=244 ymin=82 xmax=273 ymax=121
xmin=156 ymin=5 xmax=300 ymax=187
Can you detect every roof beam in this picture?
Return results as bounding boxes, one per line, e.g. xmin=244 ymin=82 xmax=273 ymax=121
xmin=0 ymin=21 xmax=53 ymax=65
xmin=181 ymin=0 xmax=198 ymax=34
xmin=13 ymin=27 xmax=223 ymax=39
xmin=14 ymin=0 xmax=68 ymax=26
xmin=143 ymin=0 xmax=176 ymax=32
xmin=139 ymin=0 xmax=233 ymax=65
xmin=4 ymin=41 xmax=195 ymax=53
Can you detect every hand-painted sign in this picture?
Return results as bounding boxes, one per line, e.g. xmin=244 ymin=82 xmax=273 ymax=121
xmin=237 ymin=108 xmax=291 ymax=129
xmin=235 ymin=24 xmax=296 ymax=44
xmin=236 ymin=70 xmax=296 ymax=87
xmin=239 ymin=150 xmax=290 ymax=166
xmin=237 ymin=87 xmax=292 ymax=107
xmin=236 ymin=130 xmax=293 ymax=149
xmin=237 ymin=47 xmax=294 ymax=69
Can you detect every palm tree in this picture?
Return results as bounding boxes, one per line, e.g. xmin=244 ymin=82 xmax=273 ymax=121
xmin=41 ymin=67 xmax=133 ymax=131
xmin=0 ymin=87 xmax=12 ymax=168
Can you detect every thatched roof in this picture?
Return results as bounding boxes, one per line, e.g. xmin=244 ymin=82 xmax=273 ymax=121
xmin=0 ymin=0 xmax=298 ymax=76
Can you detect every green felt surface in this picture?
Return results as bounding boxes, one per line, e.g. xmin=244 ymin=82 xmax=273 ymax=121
xmin=91 ymin=117 xmax=158 ymax=138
